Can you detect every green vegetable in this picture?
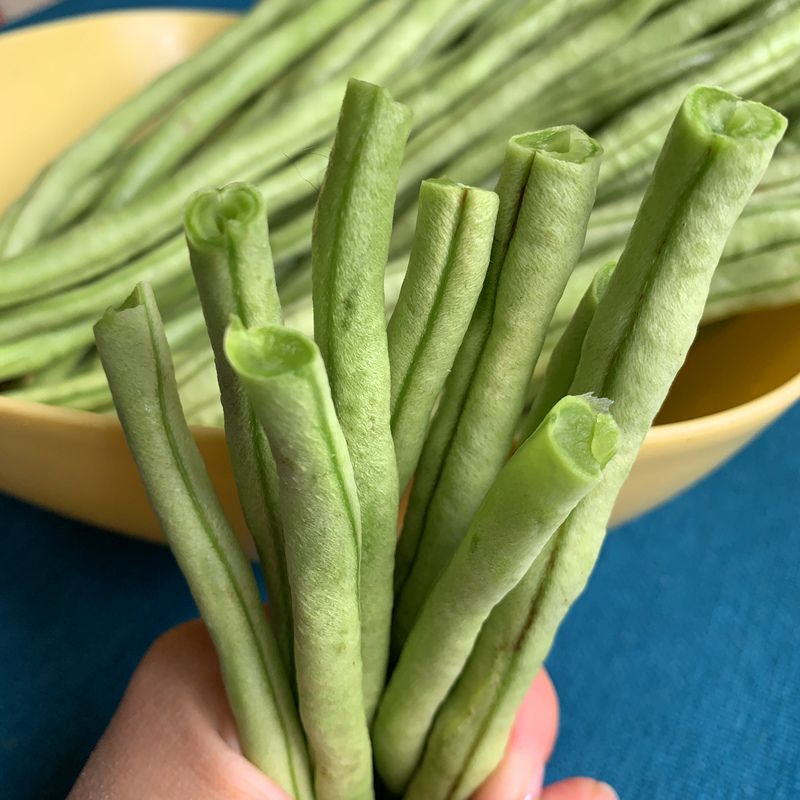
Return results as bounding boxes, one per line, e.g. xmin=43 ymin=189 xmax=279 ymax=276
xmin=596 ymin=3 xmax=800 ymax=198
xmin=406 ymin=85 xmax=786 ymax=800
xmin=184 ymin=183 xmax=293 ymax=675
xmin=392 ymin=126 xmax=601 ymax=653
xmin=387 ymin=178 xmax=498 ymax=492
xmin=94 ymin=283 xmax=313 ymax=800
xmin=225 ymin=323 xmax=374 ymax=800
xmin=522 ymin=261 xmax=617 ymax=439
xmin=395 ymin=0 xmax=661 ymax=206
xmin=311 ymin=78 xmax=411 ymax=718
xmin=0 ymin=126 xmax=335 ymax=310
xmin=101 ymin=0 xmax=370 ymax=207
xmin=0 ymin=0 xmax=302 ymax=257
xmin=374 ymin=395 xmax=619 ymax=795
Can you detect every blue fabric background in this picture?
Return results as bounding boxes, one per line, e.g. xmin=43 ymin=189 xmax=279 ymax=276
xmin=2 ymin=3 xmax=799 ymax=797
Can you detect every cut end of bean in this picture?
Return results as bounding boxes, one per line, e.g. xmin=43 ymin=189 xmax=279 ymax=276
xmin=224 ymin=319 xmax=316 ymax=380
xmin=185 ymin=183 xmax=265 ymax=247
xmin=510 ymin=125 xmax=603 ymax=164
xmin=540 ymin=394 xmax=619 ymax=477
xmin=685 ymin=86 xmax=787 ymax=142
xmin=94 ymin=281 xmax=152 ymax=333
xmin=344 ymin=76 xmax=413 ymax=129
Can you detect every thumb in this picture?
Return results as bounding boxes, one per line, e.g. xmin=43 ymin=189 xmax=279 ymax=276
xmin=68 ymin=619 xmax=290 ymax=800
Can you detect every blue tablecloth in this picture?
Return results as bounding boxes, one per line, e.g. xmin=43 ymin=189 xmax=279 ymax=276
xmin=2 ymin=4 xmax=800 ymax=797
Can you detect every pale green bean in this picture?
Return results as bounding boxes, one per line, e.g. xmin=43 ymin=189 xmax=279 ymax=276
xmin=387 ymin=179 xmax=498 ymax=492
xmin=393 ymin=126 xmax=601 ymax=652
xmin=374 ymin=395 xmax=618 ymax=795
xmin=0 ymin=0 xmax=303 ymax=256
xmin=523 ymin=261 xmax=617 ymax=439
xmin=406 ymin=86 xmax=786 ymax=800
xmin=95 ymin=283 xmax=313 ymax=799
xmin=225 ymin=323 xmax=373 ymax=800
xmin=185 ymin=183 xmax=293 ymax=675
xmin=311 ymin=79 xmax=411 ymax=718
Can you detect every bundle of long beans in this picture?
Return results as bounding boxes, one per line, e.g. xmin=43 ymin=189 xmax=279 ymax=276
xmin=2 ymin=0 xmax=800 ymax=424
xmin=94 ymin=79 xmax=784 ymax=799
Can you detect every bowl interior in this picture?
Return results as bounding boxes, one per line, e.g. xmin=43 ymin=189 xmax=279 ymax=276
xmin=2 ymin=10 xmax=799 ymax=427
xmin=658 ymin=302 xmax=800 ymax=425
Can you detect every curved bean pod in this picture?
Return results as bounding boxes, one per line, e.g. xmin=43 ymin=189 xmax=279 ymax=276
xmin=393 ymin=126 xmax=601 ymax=652
xmin=311 ymin=78 xmax=411 ymax=718
xmin=94 ymin=283 xmax=313 ymax=800
xmin=387 ymin=178 xmax=498 ymax=492
xmin=374 ymin=395 xmax=618 ymax=795
xmin=406 ymin=86 xmax=786 ymax=800
xmin=225 ymin=323 xmax=373 ymax=800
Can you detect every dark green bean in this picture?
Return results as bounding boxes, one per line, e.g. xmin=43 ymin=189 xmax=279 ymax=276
xmin=311 ymin=78 xmax=411 ymax=718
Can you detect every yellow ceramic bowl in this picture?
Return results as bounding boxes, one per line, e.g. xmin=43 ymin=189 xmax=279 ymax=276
xmin=1 ymin=11 xmax=800 ymax=553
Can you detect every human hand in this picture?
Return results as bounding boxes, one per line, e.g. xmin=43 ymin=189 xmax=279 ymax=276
xmin=68 ymin=618 xmax=616 ymax=800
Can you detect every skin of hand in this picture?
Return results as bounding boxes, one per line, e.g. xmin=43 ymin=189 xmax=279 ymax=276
xmin=67 ymin=618 xmax=618 ymax=800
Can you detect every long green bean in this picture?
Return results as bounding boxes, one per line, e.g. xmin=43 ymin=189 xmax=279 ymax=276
xmin=229 ymin=0 xmax=478 ymax=138
xmin=12 ymin=343 xmax=214 ymax=414
xmin=704 ymin=241 xmax=800 ymax=322
xmin=0 ymin=0 xmax=303 ymax=257
xmin=387 ymin=178 xmax=498 ymax=492
xmin=392 ymin=126 xmax=601 ymax=652
xmin=311 ymin=78 xmax=411 ymax=719
xmin=397 ymin=0 xmax=596 ymax=128
xmin=0 ymin=125 xmax=334 ymax=310
xmin=406 ymin=86 xmax=786 ymax=800
xmin=596 ymin=4 xmax=800 ymax=197
xmin=94 ymin=283 xmax=313 ymax=799
xmin=185 ymin=183 xmax=294 ymax=675
xmin=523 ymin=261 xmax=617 ymax=439
xmin=225 ymin=322 xmax=373 ymax=800
xmin=101 ymin=0 xmax=370 ymax=208
xmin=395 ymin=0 xmax=661 ymax=205
xmin=231 ymin=0 xmax=407 ymax=133
xmin=0 ymin=238 xmax=189 ymax=343
xmin=374 ymin=395 xmax=618 ymax=795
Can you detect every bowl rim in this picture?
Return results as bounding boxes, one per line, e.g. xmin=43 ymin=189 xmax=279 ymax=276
xmin=0 ymin=7 xmax=239 ymax=41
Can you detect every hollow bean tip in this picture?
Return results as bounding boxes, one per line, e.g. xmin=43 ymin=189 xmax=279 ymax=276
xmin=224 ymin=321 xmax=316 ymax=382
xmin=344 ymin=75 xmax=412 ymax=121
xmin=542 ymin=395 xmax=619 ymax=475
xmin=184 ymin=182 xmax=266 ymax=248
xmin=682 ymin=86 xmax=788 ymax=143
xmin=94 ymin=281 xmax=152 ymax=333
xmin=509 ymin=125 xmax=603 ymax=164
xmin=419 ymin=177 xmax=499 ymax=211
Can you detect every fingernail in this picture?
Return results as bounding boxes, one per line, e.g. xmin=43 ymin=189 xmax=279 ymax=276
xmin=593 ymin=781 xmax=619 ymax=799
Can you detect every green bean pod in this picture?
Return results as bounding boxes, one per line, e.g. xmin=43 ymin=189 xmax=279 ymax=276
xmin=393 ymin=126 xmax=601 ymax=652
xmin=396 ymin=0 xmax=659 ymax=204
xmin=406 ymin=86 xmax=786 ymax=800
xmin=522 ymin=261 xmax=617 ymax=439
xmin=184 ymin=183 xmax=294 ymax=674
xmin=374 ymin=395 xmax=618 ymax=795
xmin=225 ymin=323 xmax=373 ymax=800
xmin=102 ymin=0 xmax=370 ymax=207
xmin=311 ymin=78 xmax=412 ymax=718
xmin=387 ymin=178 xmax=498 ymax=492
xmin=0 ymin=123 xmax=335 ymax=311
xmin=596 ymin=4 xmax=800 ymax=196
xmin=0 ymin=0 xmax=302 ymax=257
xmin=94 ymin=283 xmax=313 ymax=800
